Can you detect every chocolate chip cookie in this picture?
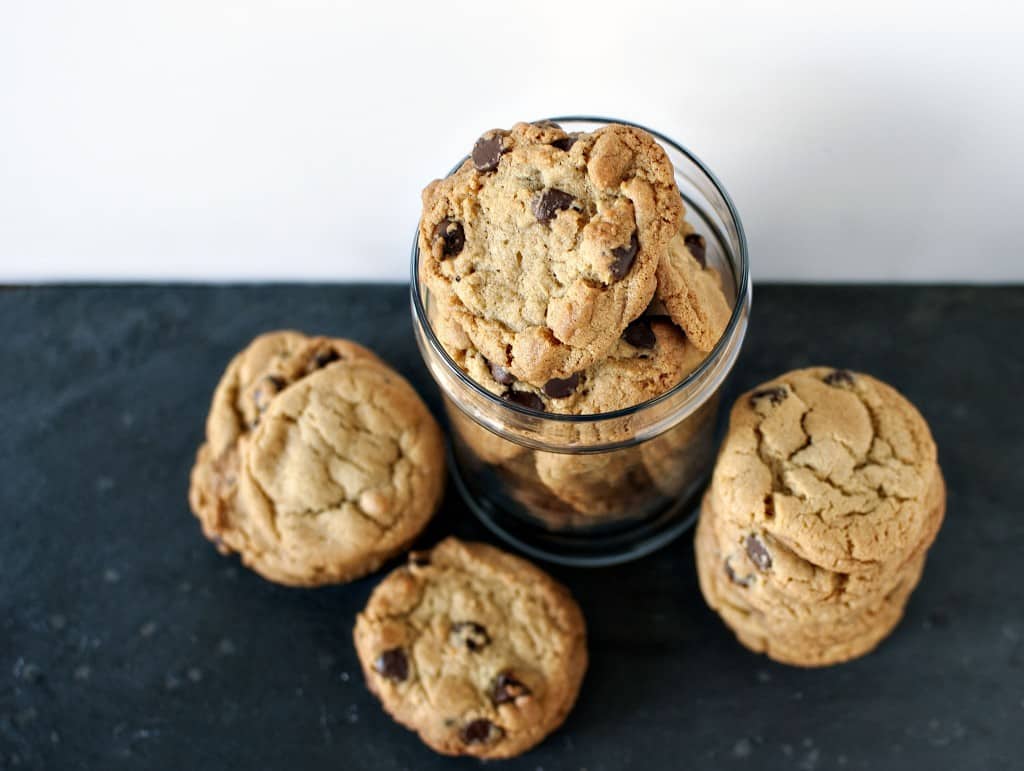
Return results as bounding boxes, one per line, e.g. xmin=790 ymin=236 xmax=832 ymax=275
xmin=189 ymin=331 xmax=382 ymax=558
xmin=189 ymin=331 xmax=446 ymax=586
xmin=353 ymin=538 xmax=587 ymax=759
xmin=708 ymin=367 xmax=942 ymax=572
xmin=420 ymin=121 xmax=685 ymax=386
xmin=655 ymin=221 xmax=733 ymax=352
xmin=695 ymin=367 xmax=945 ymax=666
xmin=696 ymin=511 xmax=928 ymax=667
xmin=436 ymin=310 xmax=705 ymax=418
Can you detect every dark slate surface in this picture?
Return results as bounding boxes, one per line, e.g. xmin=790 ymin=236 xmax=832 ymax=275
xmin=1 ymin=285 xmax=1022 ymax=771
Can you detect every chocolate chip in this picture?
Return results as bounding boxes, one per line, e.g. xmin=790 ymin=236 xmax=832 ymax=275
xmin=684 ymin=233 xmax=707 ymax=267
xmin=409 ymin=551 xmax=430 ymax=567
xmin=824 ymin=369 xmax=855 ymax=387
xmin=373 ymin=648 xmax=408 ymax=682
xmin=451 ymin=621 xmax=491 ymax=652
xmin=502 ymin=390 xmax=545 ymax=412
xmin=724 ymin=558 xmax=753 ymax=587
xmin=253 ymin=374 xmax=286 ymax=415
xmin=460 ymin=719 xmax=502 ymax=745
xmin=308 ymin=348 xmax=341 ymax=373
xmin=551 ymin=135 xmax=578 ymax=152
xmin=543 ymin=373 xmax=580 ymax=399
xmin=488 ymin=361 xmax=516 ymax=386
xmin=622 ymin=317 xmax=656 ymax=349
xmin=472 ymin=133 xmax=505 ymax=173
xmin=609 ymin=232 xmax=640 ymax=280
xmin=745 ymin=534 xmax=772 ymax=571
xmin=432 ymin=218 xmax=465 ymax=258
xmin=490 ymin=671 xmax=531 ymax=705
xmin=749 ymin=386 xmax=787 ymax=407
xmin=531 ymin=188 xmax=574 ymax=224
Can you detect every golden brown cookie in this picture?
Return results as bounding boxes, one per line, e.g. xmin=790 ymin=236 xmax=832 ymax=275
xmin=706 ymin=367 xmax=941 ymax=573
xmin=353 ymin=538 xmax=587 ymax=759
xmin=706 ymin=469 xmax=944 ymax=625
xmin=654 ymin=221 xmax=733 ymax=352
xmin=189 ymin=331 xmax=382 ymax=559
xmin=189 ymin=332 xmax=445 ymax=586
xmin=534 ymin=445 xmax=652 ymax=518
xmin=640 ymin=392 xmax=721 ymax=496
xmin=695 ymin=367 xmax=945 ymax=667
xmin=695 ymin=512 xmax=927 ymax=667
xmin=435 ymin=312 xmax=705 ymax=417
xmin=419 ymin=121 xmax=684 ymax=386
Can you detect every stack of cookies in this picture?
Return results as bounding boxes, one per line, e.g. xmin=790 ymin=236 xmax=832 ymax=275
xmin=418 ymin=121 xmax=733 ymax=520
xmin=696 ymin=367 xmax=946 ymax=666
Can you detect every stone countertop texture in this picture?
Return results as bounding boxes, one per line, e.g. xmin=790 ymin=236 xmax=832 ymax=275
xmin=1 ymin=285 xmax=1021 ymax=770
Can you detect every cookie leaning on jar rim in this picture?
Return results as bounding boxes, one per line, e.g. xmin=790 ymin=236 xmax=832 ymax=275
xmin=419 ymin=119 xmax=731 ymax=399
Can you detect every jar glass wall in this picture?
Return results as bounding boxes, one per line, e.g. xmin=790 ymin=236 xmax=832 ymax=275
xmin=411 ymin=117 xmax=751 ymax=566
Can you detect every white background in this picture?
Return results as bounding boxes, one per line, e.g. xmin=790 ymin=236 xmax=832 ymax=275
xmin=1 ymin=0 xmax=1022 ymax=283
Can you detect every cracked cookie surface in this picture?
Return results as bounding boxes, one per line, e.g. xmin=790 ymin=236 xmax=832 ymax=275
xmin=189 ymin=331 xmax=444 ymax=586
xmin=236 ymin=357 xmax=445 ymax=585
xmin=707 ymin=367 xmax=941 ymax=573
xmin=189 ymin=331 xmax=383 ymax=564
xmin=419 ymin=121 xmax=684 ymax=386
xmin=707 ymin=469 xmax=944 ymax=622
xmin=353 ymin=538 xmax=587 ymax=759
xmin=695 ymin=367 xmax=944 ymax=666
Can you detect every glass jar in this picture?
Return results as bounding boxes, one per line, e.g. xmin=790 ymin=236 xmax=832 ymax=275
xmin=411 ymin=116 xmax=751 ymax=566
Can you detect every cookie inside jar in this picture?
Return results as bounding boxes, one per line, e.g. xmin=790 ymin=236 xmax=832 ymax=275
xmin=412 ymin=117 xmax=750 ymax=565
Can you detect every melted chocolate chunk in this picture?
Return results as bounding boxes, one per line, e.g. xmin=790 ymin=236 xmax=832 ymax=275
xmin=684 ymin=232 xmax=707 ymax=267
xmin=609 ymin=232 xmax=640 ymax=280
xmin=745 ymin=534 xmax=772 ymax=571
xmin=488 ymin=361 xmax=516 ymax=386
xmin=490 ymin=672 xmax=531 ymax=705
xmin=450 ymin=621 xmax=490 ymax=652
xmin=531 ymin=188 xmax=574 ymax=224
xmin=408 ymin=551 xmax=431 ymax=567
xmin=433 ymin=218 xmax=465 ymax=258
xmin=503 ymin=390 xmax=545 ymax=412
xmin=472 ymin=133 xmax=506 ymax=173
xmin=373 ymin=648 xmax=408 ymax=682
xmin=824 ymin=369 xmax=856 ymax=387
xmin=308 ymin=348 xmax=341 ymax=373
xmin=252 ymin=374 xmax=286 ymax=417
xmin=749 ymin=386 xmax=788 ymax=407
xmin=543 ymin=373 xmax=580 ymax=398
xmin=724 ymin=557 xmax=753 ymax=587
xmin=460 ymin=719 xmax=503 ymax=745
xmin=622 ymin=317 xmax=656 ymax=349
xmin=551 ymin=135 xmax=578 ymax=151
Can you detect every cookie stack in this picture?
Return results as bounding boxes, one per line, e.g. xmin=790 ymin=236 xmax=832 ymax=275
xmin=696 ymin=367 xmax=946 ymax=667
xmin=418 ymin=121 xmax=732 ymax=518
xmin=189 ymin=331 xmax=446 ymax=586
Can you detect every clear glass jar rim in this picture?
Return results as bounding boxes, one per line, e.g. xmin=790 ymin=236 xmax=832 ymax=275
xmin=409 ymin=115 xmax=751 ymax=425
